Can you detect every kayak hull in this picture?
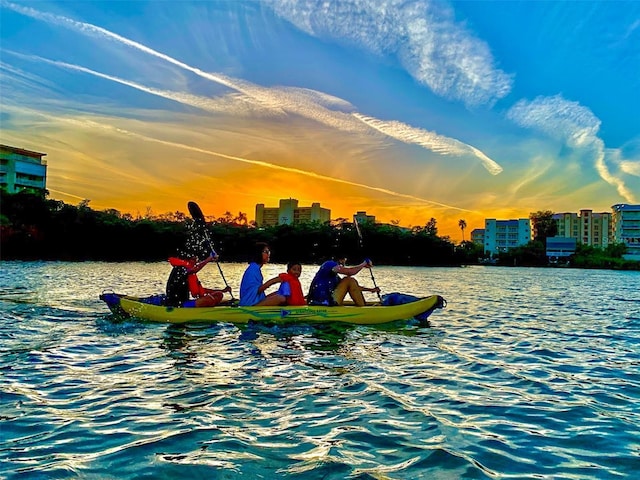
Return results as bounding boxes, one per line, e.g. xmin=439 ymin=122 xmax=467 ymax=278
xmin=100 ymin=292 xmax=446 ymax=325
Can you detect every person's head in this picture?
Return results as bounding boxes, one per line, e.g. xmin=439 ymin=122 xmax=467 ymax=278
xmin=332 ymin=253 xmax=347 ymax=266
xmin=287 ymin=261 xmax=302 ymax=278
xmin=251 ymin=242 xmax=271 ymax=265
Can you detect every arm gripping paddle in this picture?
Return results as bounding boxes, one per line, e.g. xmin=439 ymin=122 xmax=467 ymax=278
xmin=354 ymin=216 xmax=382 ymax=301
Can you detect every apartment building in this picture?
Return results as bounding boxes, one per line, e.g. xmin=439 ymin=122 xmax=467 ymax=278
xmin=0 ymin=144 xmax=48 ymax=194
xmin=484 ymin=219 xmax=531 ymax=255
xmin=611 ymin=204 xmax=640 ymax=261
xmin=471 ymin=228 xmax=485 ymax=246
xmin=354 ymin=211 xmax=376 ymax=224
xmin=255 ymin=198 xmax=331 ymax=227
xmin=553 ymin=209 xmax=611 ymax=248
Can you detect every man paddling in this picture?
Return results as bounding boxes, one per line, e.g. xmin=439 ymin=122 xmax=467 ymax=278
xmin=307 ymin=254 xmax=380 ymax=306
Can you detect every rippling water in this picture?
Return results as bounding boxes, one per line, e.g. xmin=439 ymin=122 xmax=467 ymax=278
xmin=1 ymin=261 xmax=639 ymax=479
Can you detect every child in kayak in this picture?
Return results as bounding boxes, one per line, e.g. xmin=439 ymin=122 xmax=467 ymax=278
xmin=277 ymin=261 xmax=307 ymax=306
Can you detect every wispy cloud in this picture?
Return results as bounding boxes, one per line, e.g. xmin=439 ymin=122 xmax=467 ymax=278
xmin=4 ymin=51 xmax=267 ymax=117
xmin=353 ymin=114 xmax=503 ymax=174
xmin=507 ymin=94 xmax=638 ymax=203
xmin=6 ymin=103 xmax=475 ymax=212
xmin=3 ymin=1 xmax=503 ymax=175
xmin=266 ymin=0 xmax=513 ymax=107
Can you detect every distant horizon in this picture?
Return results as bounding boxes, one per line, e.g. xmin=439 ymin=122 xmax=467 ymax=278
xmin=2 ymin=1 xmax=638 ymax=240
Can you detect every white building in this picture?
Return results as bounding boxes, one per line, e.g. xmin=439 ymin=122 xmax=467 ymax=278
xmin=255 ymin=198 xmax=330 ymax=227
xmin=0 ymin=144 xmax=47 ymax=194
xmin=484 ymin=219 xmax=531 ymax=255
xmin=611 ymin=204 xmax=640 ymax=261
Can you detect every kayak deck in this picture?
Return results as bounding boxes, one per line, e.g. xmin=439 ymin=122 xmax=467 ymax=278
xmin=100 ymin=292 xmax=446 ymax=325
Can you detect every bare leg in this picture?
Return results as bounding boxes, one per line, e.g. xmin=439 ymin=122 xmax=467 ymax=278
xmin=195 ymin=291 xmax=224 ymax=307
xmin=255 ymin=293 xmax=286 ymax=306
xmin=332 ymin=277 xmax=366 ymax=306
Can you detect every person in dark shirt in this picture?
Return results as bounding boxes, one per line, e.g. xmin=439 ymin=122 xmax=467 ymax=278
xmin=166 ymin=252 xmax=231 ymax=307
xmin=307 ymin=254 xmax=379 ymax=306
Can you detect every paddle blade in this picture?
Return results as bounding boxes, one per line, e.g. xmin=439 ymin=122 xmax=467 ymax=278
xmin=188 ymin=201 xmax=206 ymax=226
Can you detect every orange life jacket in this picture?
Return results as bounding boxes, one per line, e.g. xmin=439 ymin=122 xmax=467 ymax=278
xmin=168 ymin=257 xmax=205 ymax=298
xmin=278 ymin=273 xmax=306 ymax=305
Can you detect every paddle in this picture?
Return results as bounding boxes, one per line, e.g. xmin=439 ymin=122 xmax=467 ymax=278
xmin=187 ymin=201 xmax=234 ymax=299
xmin=353 ymin=216 xmax=382 ymax=301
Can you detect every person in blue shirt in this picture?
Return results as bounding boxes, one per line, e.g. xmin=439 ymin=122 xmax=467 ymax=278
xmin=307 ymin=254 xmax=380 ymax=306
xmin=239 ymin=242 xmax=286 ymax=306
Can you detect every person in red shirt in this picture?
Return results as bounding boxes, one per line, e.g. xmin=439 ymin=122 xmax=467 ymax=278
xmin=166 ymin=253 xmax=231 ymax=307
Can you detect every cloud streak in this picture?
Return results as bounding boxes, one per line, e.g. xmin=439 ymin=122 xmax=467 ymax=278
xmin=507 ymin=94 xmax=638 ymax=203
xmin=266 ymin=0 xmax=513 ymax=107
xmin=353 ymin=114 xmax=503 ymax=174
xmin=6 ymin=103 xmax=475 ymax=212
xmin=3 ymin=0 xmax=502 ymax=176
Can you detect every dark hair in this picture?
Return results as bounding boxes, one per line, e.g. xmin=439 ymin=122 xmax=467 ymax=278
xmin=250 ymin=242 xmax=269 ymax=264
xmin=287 ymin=261 xmax=301 ymax=270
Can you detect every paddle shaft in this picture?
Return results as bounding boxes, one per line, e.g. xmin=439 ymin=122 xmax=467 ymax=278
xmin=353 ymin=217 xmax=382 ymax=301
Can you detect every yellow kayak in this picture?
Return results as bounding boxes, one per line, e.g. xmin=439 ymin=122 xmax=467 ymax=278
xmin=100 ymin=292 xmax=446 ymax=325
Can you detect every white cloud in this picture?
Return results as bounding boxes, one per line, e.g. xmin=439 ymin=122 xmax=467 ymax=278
xmin=507 ymin=95 xmax=638 ymax=203
xmin=266 ymin=0 xmax=513 ymax=107
xmin=353 ymin=114 xmax=503 ymax=174
xmin=3 ymin=1 xmax=502 ymax=175
xmin=619 ymin=160 xmax=640 ymax=177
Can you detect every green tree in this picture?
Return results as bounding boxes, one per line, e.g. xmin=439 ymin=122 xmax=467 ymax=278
xmin=530 ymin=210 xmax=557 ymax=243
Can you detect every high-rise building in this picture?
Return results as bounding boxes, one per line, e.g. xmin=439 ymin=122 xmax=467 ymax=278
xmin=0 ymin=144 xmax=48 ymax=194
xmin=484 ymin=219 xmax=531 ymax=255
xmin=255 ymin=199 xmax=330 ymax=227
xmin=611 ymin=204 xmax=640 ymax=261
xmin=552 ymin=210 xmax=612 ymax=248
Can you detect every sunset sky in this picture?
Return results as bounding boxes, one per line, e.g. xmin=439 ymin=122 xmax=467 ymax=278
xmin=1 ymin=0 xmax=639 ymax=240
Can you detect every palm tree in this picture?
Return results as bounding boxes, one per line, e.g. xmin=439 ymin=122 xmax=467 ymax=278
xmin=458 ymin=219 xmax=467 ymax=242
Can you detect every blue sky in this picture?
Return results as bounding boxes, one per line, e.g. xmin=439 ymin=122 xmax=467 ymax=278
xmin=1 ymin=0 xmax=638 ymax=239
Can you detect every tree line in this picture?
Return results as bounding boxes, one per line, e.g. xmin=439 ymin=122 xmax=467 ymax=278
xmin=1 ymin=191 xmax=477 ymax=265
xmin=2 ymin=192 xmax=636 ymax=270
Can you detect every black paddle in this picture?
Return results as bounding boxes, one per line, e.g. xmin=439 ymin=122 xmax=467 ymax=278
xmin=353 ymin=216 xmax=382 ymax=301
xmin=187 ymin=201 xmax=234 ymax=299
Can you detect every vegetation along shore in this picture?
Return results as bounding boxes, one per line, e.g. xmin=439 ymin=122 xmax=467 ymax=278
xmin=1 ymin=191 xmax=638 ymax=270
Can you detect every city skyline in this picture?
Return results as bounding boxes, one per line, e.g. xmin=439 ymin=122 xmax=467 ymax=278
xmin=1 ymin=1 xmax=638 ymax=239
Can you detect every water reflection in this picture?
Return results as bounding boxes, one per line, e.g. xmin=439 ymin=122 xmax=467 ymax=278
xmin=160 ymin=324 xmax=200 ymax=367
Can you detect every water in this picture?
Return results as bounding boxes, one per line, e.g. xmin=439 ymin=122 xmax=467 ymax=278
xmin=1 ymin=261 xmax=639 ymax=479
